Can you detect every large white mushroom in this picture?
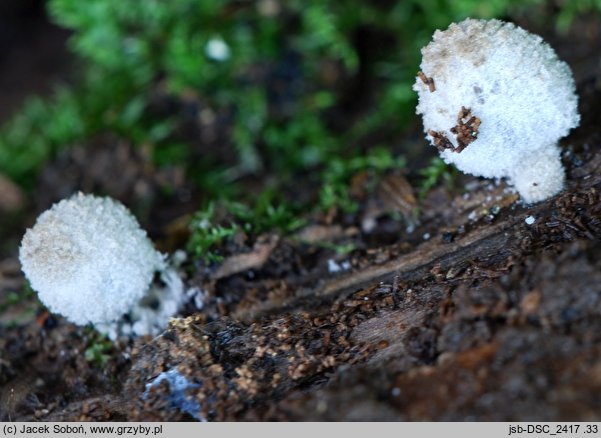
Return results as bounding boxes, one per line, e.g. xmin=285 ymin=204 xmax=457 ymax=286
xmin=414 ymin=18 xmax=580 ymax=203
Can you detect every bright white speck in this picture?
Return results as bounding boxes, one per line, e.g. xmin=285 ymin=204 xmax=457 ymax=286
xmin=205 ymin=38 xmax=230 ymax=61
xmin=328 ymin=259 xmax=351 ymax=273
xmin=525 ymin=216 xmax=536 ymax=225
xmin=423 ymin=233 xmax=431 ymax=240
xmin=391 ymin=387 xmax=401 ymax=397
xmin=328 ymin=259 xmax=341 ymax=273
xmin=186 ymin=287 xmax=207 ymax=310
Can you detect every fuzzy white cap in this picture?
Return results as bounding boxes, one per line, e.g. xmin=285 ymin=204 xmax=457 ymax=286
xmin=19 ymin=192 xmax=165 ymax=325
xmin=414 ymin=18 xmax=579 ymax=203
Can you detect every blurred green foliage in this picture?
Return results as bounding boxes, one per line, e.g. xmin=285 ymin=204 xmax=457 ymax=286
xmin=0 ymin=284 xmax=35 ymax=314
xmin=188 ymin=192 xmax=306 ymax=263
xmin=188 ymin=203 xmax=242 ymax=264
xmin=418 ymin=157 xmax=459 ymax=199
xmin=555 ymin=0 xmax=601 ymax=31
xmin=320 ymin=148 xmax=406 ymax=213
xmin=0 ymin=0 xmax=598 ymax=225
xmin=84 ymin=328 xmax=114 ymax=368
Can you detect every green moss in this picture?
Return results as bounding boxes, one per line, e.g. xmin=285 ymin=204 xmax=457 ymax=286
xmin=187 ymin=203 xmax=239 ymax=264
xmin=0 ymin=0 xmax=595 ymax=235
xmin=83 ymin=329 xmax=114 ymax=368
xmin=418 ymin=157 xmax=459 ymax=198
xmin=188 ymin=194 xmax=306 ymax=264
xmin=0 ymin=284 xmax=36 ymax=314
xmin=319 ymin=148 xmax=406 ymax=213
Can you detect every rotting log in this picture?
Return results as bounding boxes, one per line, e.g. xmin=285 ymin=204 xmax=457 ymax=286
xmin=26 ymin=81 xmax=601 ymax=422
xmin=125 ymin=145 xmax=601 ymax=422
xmin=120 ymin=82 xmax=601 ymax=421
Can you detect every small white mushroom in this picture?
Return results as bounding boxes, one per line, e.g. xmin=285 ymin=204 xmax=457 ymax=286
xmin=19 ymin=192 xmax=165 ymax=325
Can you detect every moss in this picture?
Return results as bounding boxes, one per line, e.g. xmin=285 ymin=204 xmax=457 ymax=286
xmin=0 ymin=0 xmax=596 ymax=224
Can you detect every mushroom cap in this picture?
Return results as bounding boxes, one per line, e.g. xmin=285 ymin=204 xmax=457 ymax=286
xmin=414 ymin=19 xmax=579 ymax=202
xmin=19 ymin=192 xmax=165 ymax=325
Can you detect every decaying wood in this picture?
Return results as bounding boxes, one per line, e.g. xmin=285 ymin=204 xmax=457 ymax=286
xmin=13 ymin=395 xmax=129 ymax=422
xmin=14 ymin=149 xmax=601 ymax=421
xmin=12 ymin=85 xmax=601 ymax=422
xmin=124 ymin=144 xmax=601 ymax=420
xmin=241 ymin=165 xmax=601 ymax=321
xmin=213 ymin=235 xmax=279 ymax=280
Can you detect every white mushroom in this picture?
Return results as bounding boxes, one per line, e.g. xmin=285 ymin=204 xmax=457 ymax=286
xmin=20 ymin=192 xmax=165 ymax=325
xmin=414 ymin=18 xmax=580 ymax=203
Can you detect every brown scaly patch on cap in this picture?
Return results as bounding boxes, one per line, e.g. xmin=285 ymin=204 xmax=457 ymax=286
xmin=429 ymin=106 xmax=481 ymax=154
xmin=450 ymin=106 xmax=481 ymax=153
xmin=417 ymin=71 xmax=436 ymax=92
xmin=427 ymin=130 xmax=454 ymax=152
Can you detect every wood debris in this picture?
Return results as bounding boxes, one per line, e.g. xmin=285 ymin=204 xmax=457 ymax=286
xmin=429 ymin=106 xmax=481 ymax=153
xmin=417 ymin=71 xmax=436 ymax=92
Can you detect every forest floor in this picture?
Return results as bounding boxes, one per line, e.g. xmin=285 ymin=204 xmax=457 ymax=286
xmin=1 ymin=6 xmax=601 ymax=422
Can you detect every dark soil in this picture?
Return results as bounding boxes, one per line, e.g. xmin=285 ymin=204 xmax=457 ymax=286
xmin=0 ymin=0 xmax=71 ymax=121
xmin=2 ymin=8 xmax=601 ymax=422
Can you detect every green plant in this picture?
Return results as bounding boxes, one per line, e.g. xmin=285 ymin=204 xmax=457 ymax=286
xmin=1 ymin=0 xmax=553 ymax=183
xmin=555 ymin=0 xmax=601 ymax=32
xmin=309 ymin=240 xmax=356 ymax=255
xmin=227 ymin=192 xmax=306 ymax=235
xmin=0 ymin=71 xmax=171 ymax=189
xmin=187 ymin=203 xmax=239 ymax=263
xmin=188 ymin=193 xmax=305 ymax=264
xmin=418 ymin=157 xmax=458 ymax=198
xmin=1 ymin=0 xmax=596 ymax=229
xmin=0 ymin=285 xmax=36 ymax=315
xmin=319 ymin=148 xmax=406 ymax=213
xmin=84 ymin=329 xmax=113 ymax=367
